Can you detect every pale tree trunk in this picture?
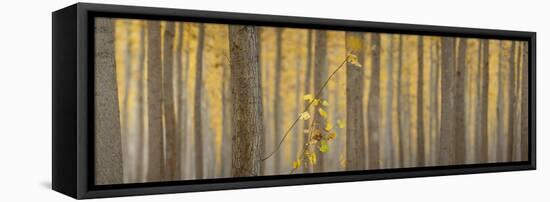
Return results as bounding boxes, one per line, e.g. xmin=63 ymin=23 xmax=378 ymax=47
xmin=313 ymin=30 xmax=328 ymax=172
xmin=94 ymin=18 xmax=123 ymax=185
xmin=121 ymin=21 xmax=132 ymax=182
xmin=135 ymin=21 xmax=146 ymax=182
xmin=194 ymin=24 xmax=205 ymax=179
xmin=433 ymin=39 xmax=441 ymax=165
xmin=273 ymin=28 xmax=283 ymax=174
xmin=507 ymin=42 xmax=517 ymax=161
xmin=520 ymin=42 xmax=529 ymax=161
xmin=368 ymin=33 xmax=381 ymax=169
xmin=475 ymin=40 xmax=482 ymax=163
xmin=302 ymin=30 xmax=313 ymax=173
xmin=175 ymin=22 xmax=187 ymax=179
xmin=417 ymin=36 xmax=425 ymax=166
xmin=293 ymin=55 xmax=302 ymax=160
xmin=429 ymin=38 xmax=437 ymax=165
xmin=384 ymin=34 xmax=394 ymax=168
xmin=438 ymin=37 xmax=456 ymax=165
xmin=221 ymin=50 xmax=232 ymax=177
xmin=345 ymin=32 xmax=366 ymax=170
xmin=396 ymin=35 xmax=404 ymax=167
xmin=455 ymin=38 xmax=467 ymax=164
xmin=146 ymin=20 xmax=165 ymax=182
xmin=496 ymin=41 xmax=505 ymax=162
xmin=479 ymin=39 xmax=490 ymax=163
xmin=229 ymin=25 xmax=264 ymax=177
xmin=163 ymin=22 xmax=179 ymax=180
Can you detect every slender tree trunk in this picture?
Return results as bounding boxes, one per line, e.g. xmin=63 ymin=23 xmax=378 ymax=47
xmin=396 ymin=35 xmax=404 ymax=167
xmin=313 ymin=30 xmax=328 ymax=172
xmin=194 ymin=24 xmax=205 ymax=179
xmin=475 ymin=40 xmax=483 ymax=163
xmin=175 ymin=22 xmax=186 ymax=179
xmin=507 ymin=42 xmax=517 ymax=161
xmin=302 ymin=30 xmax=313 ymax=173
xmin=182 ymin=26 xmax=191 ymax=179
xmin=455 ymin=38 xmax=467 ymax=164
xmin=146 ymin=20 xmax=164 ymax=182
xmin=229 ymin=25 xmax=264 ymax=177
xmin=221 ymin=51 xmax=232 ymax=177
xmin=345 ymin=32 xmax=366 ymax=170
xmin=417 ymin=36 xmax=425 ymax=166
xmin=94 ymin=18 xmax=123 ymax=185
xmin=433 ymin=39 xmax=441 ymax=165
xmin=121 ymin=21 xmax=132 ymax=182
xmin=384 ymin=35 xmax=394 ymax=168
xmin=429 ymin=38 xmax=437 ymax=166
xmin=479 ymin=39 xmax=490 ymax=163
xmin=520 ymin=42 xmax=529 ymax=161
xmin=273 ymin=28 xmax=283 ymax=174
xmin=497 ymin=41 xmax=505 ymax=162
xmin=368 ymin=33 xmax=381 ymax=169
xmin=162 ymin=22 xmax=179 ymax=180
xmin=293 ymin=56 xmax=302 ymax=161
xmin=438 ymin=37 xmax=456 ymax=165
xmin=135 ymin=21 xmax=146 ymax=182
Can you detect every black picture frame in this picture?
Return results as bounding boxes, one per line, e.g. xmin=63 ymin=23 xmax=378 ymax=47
xmin=52 ymin=2 xmax=536 ymax=199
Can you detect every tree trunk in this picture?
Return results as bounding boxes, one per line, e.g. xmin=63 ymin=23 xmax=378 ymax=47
xmin=507 ymin=42 xmax=517 ymax=161
xmin=438 ymin=37 xmax=456 ymax=165
xmin=520 ymin=42 xmax=529 ymax=161
xmin=417 ymin=36 xmax=425 ymax=166
xmin=368 ymin=33 xmax=381 ymax=169
xmin=221 ymin=49 xmax=232 ymax=177
xmin=121 ymin=21 xmax=132 ymax=182
xmin=302 ymin=30 xmax=313 ymax=173
xmin=94 ymin=18 xmax=123 ymax=185
xmin=496 ymin=41 xmax=505 ymax=162
xmin=345 ymin=32 xmax=365 ymax=170
xmin=479 ymin=39 xmax=490 ymax=163
xmin=396 ymin=35 xmax=405 ymax=168
xmin=383 ymin=35 xmax=394 ymax=168
xmin=175 ymin=22 xmax=187 ymax=179
xmin=135 ymin=21 xmax=146 ymax=182
xmin=229 ymin=25 xmax=264 ymax=177
xmin=146 ymin=20 xmax=164 ymax=182
xmin=455 ymin=38 xmax=467 ymax=164
xmin=429 ymin=38 xmax=437 ymax=166
xmin=162 ymin=22 xmax=179 ymax=180
xmin=313 ymin=30 xmax=328 ymax=172
xmin=194 ymin=24 xmax=205 ymax=179
xmin=273 ymin=28 xmax=283 ymax=174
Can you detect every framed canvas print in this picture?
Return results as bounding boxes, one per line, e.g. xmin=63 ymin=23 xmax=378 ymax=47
xmin=52 ymin=3 xmax=536 ymax=199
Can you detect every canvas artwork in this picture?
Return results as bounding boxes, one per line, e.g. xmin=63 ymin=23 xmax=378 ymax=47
xmin=94 ymin=17 xmax=529 ymax=185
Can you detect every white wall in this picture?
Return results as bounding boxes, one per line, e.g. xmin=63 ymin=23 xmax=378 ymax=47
xmin=0 ymin=0 xmax=546 ymax=201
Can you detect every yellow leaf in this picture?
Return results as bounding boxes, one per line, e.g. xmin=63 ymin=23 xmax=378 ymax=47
xmin=325 ymin=123 xmax=333 ymax=131
xmin=299 ymin=112 xmax=311 ymax=120
xmin=328 ymin=132 xmax=336 ymax=140
xmin=322 ymin=100 xmax=329 ymax=107
xmin=337 ymin=119 xmax=345 ymax=129
xmin=303 ymin=94 xmax=314 ymax=102
xmin=347 ymin=54 xmax=362 ymax=68
xmin=320 ymin=140 xmax=329 ymax=153
xmin=309 ymin=152 xmax=317 ymax=165
xmin=318 ymin=108 xmax=328 ymax=119
xmin=293 ymin=160 xmax=301 ymax=169
xmin=312 ymin=99 xmax=320 ymax=106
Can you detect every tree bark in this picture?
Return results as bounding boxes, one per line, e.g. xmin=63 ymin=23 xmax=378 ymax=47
xmin=135 ymin=21 xmax=146 ymax=182
xmin=368 ymin=33 xmax=381 ymax=169
xmin=384 ymin=35 xmax=395 ymax=168
xmin=273 ymin=28 xmax=283 ymax=174
xmin=94 ymin=17 xmax=123 ymax=185
xmin=455 ymin=38 xmax=467 ymax=164
xmin=146 ymin=20 xmax=165 ymax=182
xmin=163 ymin=22 xmax=179 ymax=180
xmin=302 ymin=30 xmax=313 ymax=173
xmin=507 ymin=42 xmax=517 ymax=161
xmin=520 ymin=42 xmax=529 ymax=161
xmin=417 ymin=36 xmax=425 ymax=166
xmin=193 ymin=24 xmax=205 ymax=179
xmin=229 ymin=25 xmax=264 ymax=177
xmin=479 ymin=39 xmax=490 ymax=163
xmin=438 ymin=37 xmax=456 ymax=165
xmin=175 ymin=22 xmax=187 ymax=179
xmin=345 ymin=32 xmax=365 ymax=170
xmin=497 ymin=41 xmax=505 ymax=162
xmin=312 ymin=30 xmax=328 ymax=173
xmin=221 ymin=48 xmax=232 ymax=177
xmin=396 ymin=35 xmax=405 ymax=167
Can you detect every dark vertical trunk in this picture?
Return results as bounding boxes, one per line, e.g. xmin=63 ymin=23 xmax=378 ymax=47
xmin=94 ymin=17 xmax=123 ymax=185
xmin=507 ymin=42 xmax=517 ymax=161
xmin=455 ymin=38 xmax=467 ymax=164
xmin=194 ymin=24 xmax=205 ymax=179
xmin=479 ymin=39 xmax=490 ymax=163
xmin=302 ymin=30 xmax=313 ymax=173
xmin=163 ymin=22 xmax=179 ymax=180
xmin=429 ymin=38 xmax=437 ymax=165
xmin=345 ymin=32 xmax=366 ymax=170
xmin=229 ymin=25 xmax=264 ymax=177
xmin=146 ymin=20 xmax=164 ymax=182
xmin=313 ymin=30 xmax=328 ymax=173
xmin=221 ymin=49 xmax=233 ymax=177
xmin=417 ymin=36 xmax=425 ymax=166
xmin=497 ymin=41 xmax=505 ymax=162
xmin=273 ymin=28 xmax=283 ymax=174
xmin=396 ymin=35 xmax=404 ymax=167
xmin=434 ymin=39 xmax=441 ymax=165
xmin=520 ymin=42 xmax=529 ymax=161
xmin=175 ymin=22 xmax=186 ymax=179
xmin=438 ymin=37 xmax=456 ymax=165
xmin=367 ymin=33 xmax=381 ymax=169
xmin=384 ymin=35 xmax=394 ymax=168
